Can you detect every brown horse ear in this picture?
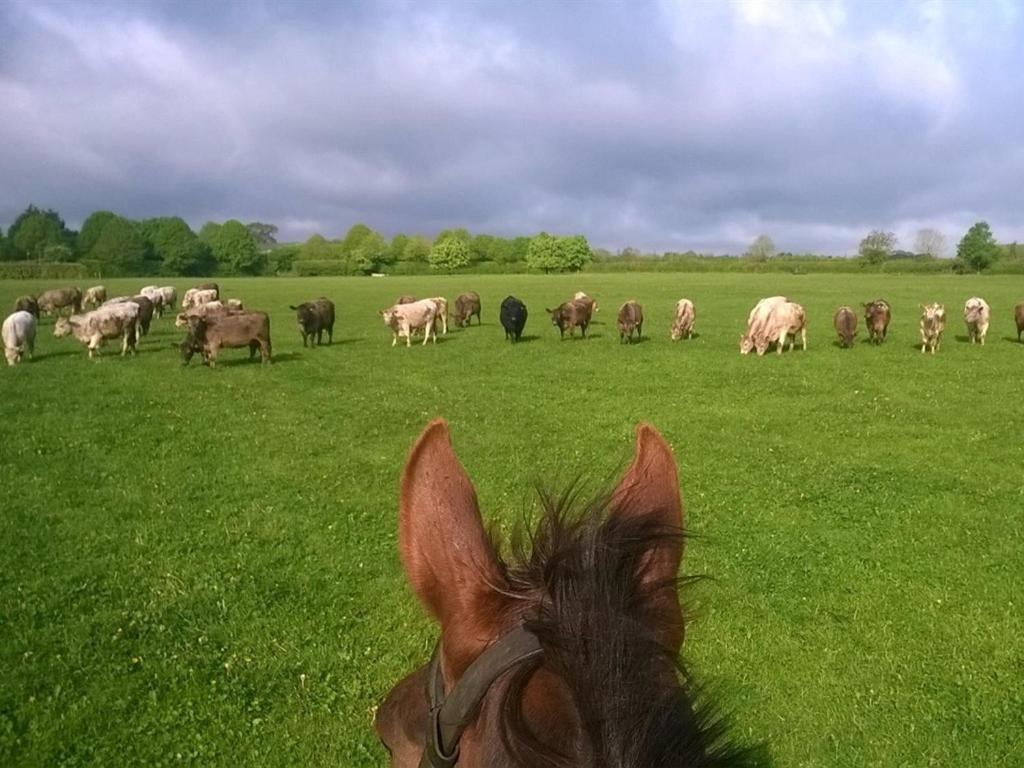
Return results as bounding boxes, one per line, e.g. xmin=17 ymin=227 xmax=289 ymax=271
xmin=610 ymin=423 xmax=685 ymax=653
xmin=399 ymin=419 xmax=508 ymax=675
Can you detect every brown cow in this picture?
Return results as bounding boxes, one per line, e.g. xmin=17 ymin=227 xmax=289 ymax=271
xmin=1016 ymin=302 xmax=1024 ymax=342
xmin=573 ymin=291 xmax=599 ymax=313
xmin=833 ymin=306 xmax=858 ymax=348
xmin=181 ymin=312 xmax=271 ymax=367
xmin=617 ymin=300 xmax=644 ymax=343
xmin=863 ymin=300 xmax=891 ymax=344
xmin=547 ymin=299 xmax=592 ymax=339
xmin=14 ymin=296 xmax=39 ymax=318
xmin=195 ymin=282 xmax=220 ymax=298
xmin=396 ymin=295 xmax=416 ymax=305
xmin=453 ymin=292 xmax=482 ymax=327
xmin=37 ymin=287 xmax=82 ymax=317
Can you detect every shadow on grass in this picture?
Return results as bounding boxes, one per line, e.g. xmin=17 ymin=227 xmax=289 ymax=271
xmin=504 ymin=334 xmax=539 ymax=343
xmin=1002 ymin=336 xmax=1023 ymax=344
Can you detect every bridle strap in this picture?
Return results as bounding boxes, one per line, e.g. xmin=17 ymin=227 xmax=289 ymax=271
xmin=420 ymin=625 xmax=543 ymax=768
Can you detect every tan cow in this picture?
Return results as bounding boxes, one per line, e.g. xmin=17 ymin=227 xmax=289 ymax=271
xmin=425 ymin=297 xmax=448 ymax=335
xmin=53 ymin=303 xmax=139 ymax=358
xmin=82 ymin=286 xmax=107 ymax=309
xmin=963 ymin=297 xmax=990 ymax=345
xmin=381 ymin=299 xmax=438 ymax=347
xmin=740 ymin=296 xmax=788 ymax=353
xmin=573 ymin=291 xmax=599 ymax=313
xmin=140 ymin=286 xmax=166 ymax=317
xmin=174 ymin=300 xmax=244 ymax=327
xmin=181 ymin=312 xmax=271 ymax=367
xmin=919 ymin=303 xmax=946 ymax=354
xmin=181 ymin=288 xmax=218 ymax=310
xmin=670 ymin=299 xmax=695 ymax=341
xmin=158 ymin=286 xmax=177 ymax=312
xmin=753 ymin=301 xmax=807 ymax=356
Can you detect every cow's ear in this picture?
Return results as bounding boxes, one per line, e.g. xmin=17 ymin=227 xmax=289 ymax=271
xmin=399 ymin=420 xmax=508 ymax=676
xmin=609 ymin=424 xmax=685 ymax=652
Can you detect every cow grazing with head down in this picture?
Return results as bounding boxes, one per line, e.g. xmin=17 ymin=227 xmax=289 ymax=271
xmin=547 ymin=299 xmax=592 ymax=339
xmin=3 ymin=311 xmax=37 ymax=366
xmin=181 ymin=312 xmax=271 ymax=367
xmin=670 ymin=299 xmax=695 ymax=341
xmin=14 ymin=296 xmax=39 ymax=318
xmin=740 ymin=296 xmax=788 ymax=353
xmin=919 ymin=303 xmax=946 ymax=354
xmin=290 ymin=297 xmax=336 ymax=346
xmin=617 ymin=300 xmax=644 ymax=343
xmin=963 ymin=297 xmax=990 ymax=345
xmin=381 ymin=299 xmax=438 ymax=347
xmin=37 ymin=287 xmax=81 ymax=317
xmin=833 ymin=306 xmax=858 ymax=348
xmin=182 ymin=288 xmax=218 ymax=311
xmin=744 ymin=301 xmax=806 ymax=356
xmin=54 ymin=303 xmax=138 ymax=358
xmin=863 ymin=300 xmax=891 ymax=345
xmin=82 ymin=286 xmax=107 ymax=310
xmin=1016 ymin=303 xmax=1024 ymax=342
xmin=453 ymin=292 xmax=482 ymax=327
xmin=500 ymin=296 xmax=527 ymax=342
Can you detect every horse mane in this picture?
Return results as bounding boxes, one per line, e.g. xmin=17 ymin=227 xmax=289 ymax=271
xmin=489 ymin=485 xmax=760 ymax=768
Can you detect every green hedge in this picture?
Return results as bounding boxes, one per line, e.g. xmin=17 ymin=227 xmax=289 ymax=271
xmin=292 ymin=260 xmax=363 ymax=276
xmin=0 ymin=262 xmax=89 ymax=279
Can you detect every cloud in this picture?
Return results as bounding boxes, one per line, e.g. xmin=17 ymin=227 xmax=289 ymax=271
xmin=1 ymin=0 xmax=1023 ymax=253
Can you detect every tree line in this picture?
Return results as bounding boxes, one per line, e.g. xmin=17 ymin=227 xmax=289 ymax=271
xmin=0 ymin=205 xmax=593 ymax=276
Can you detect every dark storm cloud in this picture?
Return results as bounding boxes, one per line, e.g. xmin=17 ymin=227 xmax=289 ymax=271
xmin=1 ymin=0 xmax=1022 ymax=253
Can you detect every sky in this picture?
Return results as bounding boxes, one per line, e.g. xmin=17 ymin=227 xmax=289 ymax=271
xmin=1 ymin=0 xmax=1022 ymax=254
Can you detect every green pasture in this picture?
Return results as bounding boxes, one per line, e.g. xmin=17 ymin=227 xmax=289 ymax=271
xmin=1 ymin=273 xmax=1022 ymax=766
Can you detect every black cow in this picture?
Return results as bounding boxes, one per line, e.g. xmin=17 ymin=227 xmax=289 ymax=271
xmin=499 ymin=296 xmax=527 ymax=342
xmin=289 ymin=297 xmax=336 ymax=346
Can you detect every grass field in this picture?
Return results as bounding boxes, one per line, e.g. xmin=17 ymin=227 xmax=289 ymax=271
xmin=1 ymin=273 xmax=1022 ymax=767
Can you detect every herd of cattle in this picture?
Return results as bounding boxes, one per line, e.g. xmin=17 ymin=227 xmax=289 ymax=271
xmin=3 ymin=283 xmax=1024 ymax=366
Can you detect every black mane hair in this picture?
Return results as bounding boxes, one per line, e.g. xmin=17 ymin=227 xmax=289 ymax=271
xmin=491 ymin=486 xmax=762 ymax=768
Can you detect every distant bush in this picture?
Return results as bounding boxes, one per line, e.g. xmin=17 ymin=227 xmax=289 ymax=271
xmin=0 ymin=261 xmax=88 ymax=279
xmin=293 ymin=259 xmax=363 ymax=276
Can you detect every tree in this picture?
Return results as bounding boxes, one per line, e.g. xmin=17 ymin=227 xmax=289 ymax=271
xmin=82 ymin=215 xmax=147 ymax=276
xmin=914 ymin=228 xmax=947 ymax=259
xmin=77 ymin=211 xmax=119 ymax=258
xmin=429 ymin=235 xmax=471 ymax=271
xmin=209 ymin=219 xmax=264 ymax=275
xmin=245 ymin=222 xmax=278 ymax=250
xmin=745 ymin=234 xmax=777 ymax=261
xmin=138 ymin=217 xmax=212 ymax=275
xmin=351 ymin=231 xmax=387 ymax=273
xmin=7 ymin=205 xmax=74 ymax=260
xmin=402 ymin=236 xmax=431 ymax=263
xmin=388 ymin=234 xmax=410 ymax=264
xmin=955 ymin=221 xmax=998 ymax=273
xmin=858 ymin=230 xmax=897 ymax=265
xmin=198 ymin=221 xmax=222 ymax=244
xmin=340 ymin=223 xmax=373 ymax=254
xmin=527 ymin=233 xmax=592 ymax=272
xmin=469 ymin=234 xmax=495 ymax=263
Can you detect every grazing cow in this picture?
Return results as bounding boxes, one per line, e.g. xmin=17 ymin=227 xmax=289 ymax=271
xmin=750 ymin=301 xmax=807 ymax=356
xmin=289 ymin=297 xmax=336 ymax=346
xmin=574 ymin=291 xmax=599 ymax=313
xmin=963 ymin=297 xmax=990 ymax=345
xmin=617 ymin=300 xmax=644 ymax=343
xmin=37 ymin=287 xmax=82 ymax=317
xmin=863 ymin=300 xmax=891 ymax=344
xmin=139 ymin=286 xmax=165 ymax=317
xmin=158 ymin=286 xmax=177 ymax=312
xmin=54 ymin=303 xmax=138 ymax=358
xmin=1016 ymin=302 xmax=1024 ymax=342
xmin=174 ymin=300 xmax=244 ymax=327
xmin=919 ymin=303 xmax=946 ymax=354
xmin=181 ymin=288 xmax=218 ymax=310
xmin=547 ymin=299 xmax=593 ymax=339
xmin=381 ymin=299 xmax=438 ymax=347
xmin=396 ymin=295 xmax=416 ymax=305
xmin=670 ymin=299 xmax=695 ymax=341
xmin=14 ymin=296 xmax=39 ymax=318
xmin=82 ymin=286 xmax=107 ymax=309
xmin=3 ymin=311 xmax=37 ymax=366
xmin=833 ymin=306 xmax=858 ymax=348
xmin=740 ymin=296 xmax=788 ymax=353
xmin=195 ymin=282 xmax=220 ymax=298
xmin=181 ymin=312 xmax=271 ymax=367
xmin=453 ymin=292 xmax=482 ymax=327
xmin=500 ymin=295 xmax=528 ymax=342
xmin=104 ymin=295 xmax=154 ymax=340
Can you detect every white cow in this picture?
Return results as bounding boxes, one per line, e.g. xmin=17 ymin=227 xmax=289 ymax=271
xmin=54 ymin=303 xmax=139 ymax=359
xmin=157 ymin=286 xmax=177 ymax=312
xmin=381 ymin=299 xmax=438 ymax=347
xmin=754 ymin=301 xmax=807 ymax=356
xmin=740 ymin=296 xmax=788 ymax=353
xmin=2 ymin=311 xmax=37 ymax=366
xmin=425 ymin=297 xmax=448 ymax=335
xmin=670 ymin=299 xmax=695 ymax=341
xmin=140 ymin=285 xmax=166 ymax=317
xmin=963 ymin=297 xmax=990 ymax=345
xmin=181 ymin=288 xmax=218 ymax=311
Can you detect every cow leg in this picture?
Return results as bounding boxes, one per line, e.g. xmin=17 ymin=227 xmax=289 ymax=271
xmin=801 ymin=328 xmax=807 ymax=351
xmin=327 ymin=325 xmax=333 ymax=344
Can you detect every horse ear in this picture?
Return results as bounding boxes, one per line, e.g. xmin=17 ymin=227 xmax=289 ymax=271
xmin=610 ymin=423 xmax=685 ymax=653
xmin=399 ymin=420 xmax=508 ymax=675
